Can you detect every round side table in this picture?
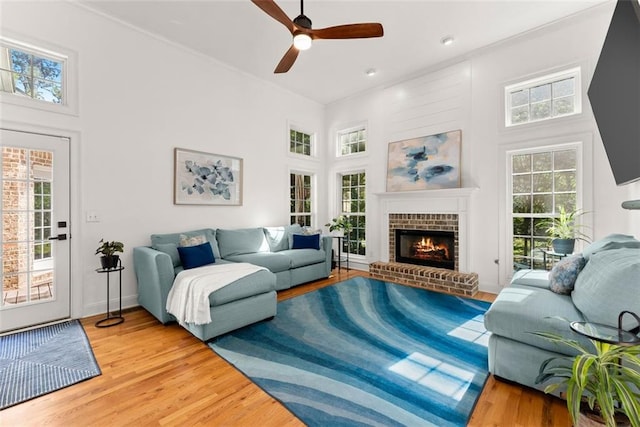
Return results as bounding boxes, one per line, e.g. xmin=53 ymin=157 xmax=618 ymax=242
xmin=95 ymin=263 xmax=125 ymax=328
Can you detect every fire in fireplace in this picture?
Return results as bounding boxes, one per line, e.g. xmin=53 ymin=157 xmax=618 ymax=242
xmin=395 ymin=229 xmax=455 ymax=270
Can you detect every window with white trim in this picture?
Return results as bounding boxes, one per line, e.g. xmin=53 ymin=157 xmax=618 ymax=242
xmin=340 ymin=171 xmax=366 ymax=256
xmin=0 ymin=42 xmax=66 ymax=105
xmin=510 ymin=145 xmax=579 ymax=270
xmin=290 ymin=172 xmax=313 ymax=227
xmin=505 ymin=67 xmax=581 ymax=127
xmin=338 ymin=127 xmax=366 ymax=156
xmin=289 ymin=129 xmax=313 ymax=156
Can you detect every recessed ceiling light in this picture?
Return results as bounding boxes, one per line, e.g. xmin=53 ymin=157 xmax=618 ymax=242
xmin=365 ymin=68 xmax=377 ymax=77
xmin=441 ymin=36 xmax=454 ymax=46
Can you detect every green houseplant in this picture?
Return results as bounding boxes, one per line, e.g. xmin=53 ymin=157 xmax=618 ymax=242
xmin=534 ymin=328 xmax=640 ymax=427
xmin=325 ymin=215 xmax=353 ymax=237
xmin=540 ymin=206 xmax=591 ymax=254
xmin=95 ymin=239 xmax=124 ymax=269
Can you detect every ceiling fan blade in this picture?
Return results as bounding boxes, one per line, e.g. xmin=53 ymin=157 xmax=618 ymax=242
xmin=251 ymin=0 xmax=296 ymax=34
xmin=274 ymin=45 xmax=299 ymax=73
xmin=311 ymin=23 xmax=384 ymax=40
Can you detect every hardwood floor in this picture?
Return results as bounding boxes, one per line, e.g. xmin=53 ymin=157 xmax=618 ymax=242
xmin=0 ymin=269 xmax=570 ymax=426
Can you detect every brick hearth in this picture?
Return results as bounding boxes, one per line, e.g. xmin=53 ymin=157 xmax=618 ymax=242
xmin=369 ymin=262 xmax=478 ymax=297
xmin=370 ymin=212 xmax=478 ymax=296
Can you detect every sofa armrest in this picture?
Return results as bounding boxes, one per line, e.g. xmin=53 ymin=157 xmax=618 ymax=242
xmin=133 ymin=246 xmax=176 ymax=324
xmin=321 ymin=235 xmax=333 ymax=276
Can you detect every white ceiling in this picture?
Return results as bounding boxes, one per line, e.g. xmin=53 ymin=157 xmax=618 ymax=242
xmin=80 ymin=0 xmax=609 ymax=105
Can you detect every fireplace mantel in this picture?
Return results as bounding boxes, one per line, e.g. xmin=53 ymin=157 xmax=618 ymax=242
xmin=375 ymin=187 xmax=477 ymax=272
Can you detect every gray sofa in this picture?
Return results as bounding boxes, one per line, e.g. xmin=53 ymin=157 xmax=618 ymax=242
xmin=484 ymin=234 xmax=640 ymax=392
xmin=133 ymin=224 xmax=332 ymax=341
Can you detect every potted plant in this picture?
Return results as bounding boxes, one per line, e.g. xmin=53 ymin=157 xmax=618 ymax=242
xmin=325 ymin=215 xmax=353 ymax=237
xmin=540 ymin=206 xmax=590 ymax=254
xmin=534 ymin=328 xmax=640 ymax=427
xmin=95 ymin=239 xmax=124 ymax=269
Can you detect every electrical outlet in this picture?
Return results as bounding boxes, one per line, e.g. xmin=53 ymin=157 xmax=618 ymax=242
xmin=86 ymin=211 xmax=100 ymax=222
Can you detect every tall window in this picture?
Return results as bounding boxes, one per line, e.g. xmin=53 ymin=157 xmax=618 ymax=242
xmin=340 ymin=172 xmax=366 ymax=255
xmin=505 ymin=67 xmax=581 ymax=127
xmin=289 ymin=129 xmax=312 ymax=156
xmin=290 ymin=172 xmax=312 ymax=226
xmin=511 ymin=146 xmax=578 ymax=270
xmin=0 ymin=43 xmax=65 ymax=104
xmin=338 ymin=127 xmax=366 ymax=156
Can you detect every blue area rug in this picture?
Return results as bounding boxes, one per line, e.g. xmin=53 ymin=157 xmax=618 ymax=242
xmin=0 ymin=320 xmax=101 ymax=409
xmin=210 ymin=277 xmax=491 ymax=426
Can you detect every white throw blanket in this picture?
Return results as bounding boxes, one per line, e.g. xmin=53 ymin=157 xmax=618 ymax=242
xmin=166 ymin=263 xmax=267 ymax=325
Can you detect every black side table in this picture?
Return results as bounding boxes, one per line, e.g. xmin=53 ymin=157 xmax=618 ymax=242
xmin=331 ymin=235 xmax=350 ymax=271
xmin=570 ymin=311 xmax=640 ymax=346
xmin=95 ymin=263 xmax=125 ymax=328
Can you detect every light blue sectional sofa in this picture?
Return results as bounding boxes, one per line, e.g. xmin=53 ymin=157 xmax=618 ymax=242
xmin=484 ymin=234 xmax=640 ymax=392
xmin=133 ymin=224 xmax=332 ymax=341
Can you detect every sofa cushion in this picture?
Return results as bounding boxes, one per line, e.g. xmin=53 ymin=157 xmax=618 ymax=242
xmin=291 ymin=233 xmax=321 ymax=250
xmin=217 ymin=228 xmax=269 ymax=258
xmin=179 ymin=233 xmax=207 ymax=247
xmin=484 ymin=284 xmax=589 ymax=356
xmin=582 ymin=234 xmax=640 ymax=260
xmin=224 ymin=252 xmax=291 ymax=273
xmin=510 ymin=269 xmax=550 ymax=289
xmin=151 ymin=228 xmax=221 ymax=259
xmin=279 ymin=249 xmax=327 ymax=268
xmin=572 ymin=248 xmax=640 ymax=329
xmin=548 ymin=254 xmax=586 ymax=295
xmin=177 ymin=242 xmax=215 ymax=270
xmin=208 ymin=269 xmax=275 ymax=306
xmin=154 ymin=243 xmax=180 ymax=268
xmin=264 ymin=224 xmax=302 ymax=252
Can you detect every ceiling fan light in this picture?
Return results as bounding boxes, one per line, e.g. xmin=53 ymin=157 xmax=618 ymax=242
xmin=293 ymin=33 xmax=312 ymax=51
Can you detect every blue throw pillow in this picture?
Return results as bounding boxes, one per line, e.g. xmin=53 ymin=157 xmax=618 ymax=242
xmin=548 ymin=254 xmax=586 ymax=295
xmin=177 ymin=242 xmax=215 ymax=269
xmin=291 ymin=233 xmax=320 ymax=250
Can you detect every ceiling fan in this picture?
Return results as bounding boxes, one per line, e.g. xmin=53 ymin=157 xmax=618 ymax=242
xmin=251 ymin=0 xmax=384 ymax=73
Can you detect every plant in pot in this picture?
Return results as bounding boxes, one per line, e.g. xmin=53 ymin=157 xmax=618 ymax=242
xmin=540 ymin=206 xmax=591 ymax=254
xmin=325 ymin=215 xmax=353 ymax=237
xmin=95 ymin=239 xmax=124 ymax=269
xmin=534 ymin=326 xmax=640 ymax=427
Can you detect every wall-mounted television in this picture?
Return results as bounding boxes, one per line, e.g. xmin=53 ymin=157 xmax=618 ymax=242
xmin=588 ymin=0 xmax=640 ymax=186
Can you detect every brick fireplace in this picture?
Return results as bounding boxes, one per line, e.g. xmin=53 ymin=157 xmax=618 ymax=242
xmin=370 ymin=188 xmax=478 ymax=296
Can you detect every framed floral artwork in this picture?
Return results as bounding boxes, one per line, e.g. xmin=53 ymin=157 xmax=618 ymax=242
xmin=174 ymin=148 xmax=243 ymax=205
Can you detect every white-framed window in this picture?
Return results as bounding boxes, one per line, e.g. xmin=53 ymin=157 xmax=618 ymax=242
xmin=33 ymin=180 xmax=52 ymax=261
xmin=0 ymin=41 xmax=66 ymax=105
xmin=505 ymin=67 xmax=581 ymax=127
xmin=289 ymin=128 xmax=314 ymax=157
xmin=339 ymin=171 xmax=366 ymax=256
xmin=510 ymin=144 xmax=581 ymax=270
xmin=0 ymin=36 xmax=77 ymax=115
xmin=290 ymin=171 xmax=314 ymax=227
xmin=337 ymin=126 xmax=366 ymax=157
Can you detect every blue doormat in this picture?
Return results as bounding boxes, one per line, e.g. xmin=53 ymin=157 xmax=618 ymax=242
xmin=0 ymin=320 xmax=101 ymax=409
xmin=210 ymin=277 xmax=491 ymax=426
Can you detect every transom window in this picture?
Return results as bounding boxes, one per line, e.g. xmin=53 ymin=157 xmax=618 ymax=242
xmin=0 ymin=43 xmax=65 ymax=105
xmin=505 ymin=67 xmax=581 ymax=127
xmin=338 ymin=128 xmax=366 ymax=156
xmin=340 ymin=172 xmax=366 ymax=256
xmin=510 ymin=146 xmax=579 ymax=270
xmin=290 ymin=172 xmax=312 ymax=227
xmin=289 ymin=129 xmax=312 ymax=156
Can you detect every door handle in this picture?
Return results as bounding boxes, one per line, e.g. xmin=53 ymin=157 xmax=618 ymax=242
xmin=49 ymin=234 xmax=67 ymax=241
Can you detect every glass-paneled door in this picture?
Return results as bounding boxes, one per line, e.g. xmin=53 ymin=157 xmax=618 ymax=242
xmin=1 ymin=129 xmax=70 ymax=332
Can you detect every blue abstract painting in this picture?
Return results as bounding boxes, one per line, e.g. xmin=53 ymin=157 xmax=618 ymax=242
xmin=174 ymin=148 xmax=243 ymax=205
xmin=386 ymin=130 xmax=461 ymax=191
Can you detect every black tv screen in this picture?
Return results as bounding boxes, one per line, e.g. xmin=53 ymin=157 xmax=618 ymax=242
xmin=588 ymin=0 xmax=640 ymax=185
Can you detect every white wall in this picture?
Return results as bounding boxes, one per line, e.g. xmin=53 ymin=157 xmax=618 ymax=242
xmin=1 ymin=1 xmax=325 ymax=317
xmin=325 ymin=2 xmax=640 ymax=293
